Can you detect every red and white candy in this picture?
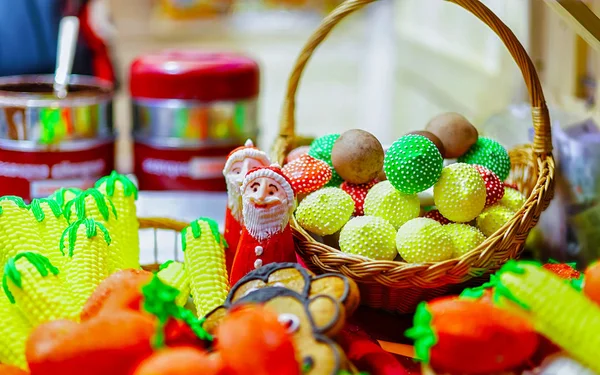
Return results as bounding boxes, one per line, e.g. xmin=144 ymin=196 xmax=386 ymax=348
xmin=473 ymin=165 xmax=505 ymax=207
xmin=424 ymin=209 xmax=452 ymax=225
xmin=282 ymin=154 xmax=332 ymax=195
xmin=341 ymin=180 xmax=377 ymax=216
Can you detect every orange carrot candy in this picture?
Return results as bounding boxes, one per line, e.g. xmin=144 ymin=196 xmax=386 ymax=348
xmin=133 ymin=347 xmax=222 ymax=375
xmin=26 ymin=311 xmax=156 ymax=375
xmin=80 ymin=269 xmax=152 ymax=320
xmin=217 ymin=305 xmax=300 ymax=375
xmin=0 ymin=364 xmax=29 ymax=375
xmin=405 ymin=297 xmax=538 ymax=375
xmin=584 ymin=261 xmax=600 ymax=306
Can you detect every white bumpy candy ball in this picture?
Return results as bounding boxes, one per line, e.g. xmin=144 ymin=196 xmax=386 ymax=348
xmin=363 ymin=181 xmax=420 ymax=229
xmin=339 ymin=216 xmax=397 ymax=260
xmin=295 ymin=187 xmax=354 ymax=236
xmin=433 ymin=163 xmax=486 ymax=223
xmin=444 ymin=223 xmax=486 ymax=258
xmin=396 ymin=218 xmax=454 ymax=263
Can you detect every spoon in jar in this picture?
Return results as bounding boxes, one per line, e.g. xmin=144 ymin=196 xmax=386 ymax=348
xmin=53 ymin=16 xmax=80 ymax=99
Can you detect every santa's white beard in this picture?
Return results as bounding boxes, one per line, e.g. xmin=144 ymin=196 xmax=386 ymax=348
xmin=226 ymin=178 xmax=243 ymax=222
xmin=242 ymin=197 xmax=291 ymax=242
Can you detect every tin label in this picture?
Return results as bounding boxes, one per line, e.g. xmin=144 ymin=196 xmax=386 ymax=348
xmin=0 ymin=141 xmax=114 ymax=201
xmin=134 ymin=141 xmax=229 ymax=192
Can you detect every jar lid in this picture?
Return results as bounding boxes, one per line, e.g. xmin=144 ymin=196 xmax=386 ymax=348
xmin=129 ymin=50 xmax=260 ymax=101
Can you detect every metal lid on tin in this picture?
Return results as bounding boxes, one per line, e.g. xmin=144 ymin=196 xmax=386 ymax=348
xmin=129 ymin=50 xmax=260 ymax=101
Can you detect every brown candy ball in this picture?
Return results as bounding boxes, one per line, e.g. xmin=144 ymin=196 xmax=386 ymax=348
xmin=331 ymin=129 xmax=384 ymax=184
xmin=425 ymin=112 xmax=479 ymax=159
xmin=407 ymin=130 xmax=446 ymax=157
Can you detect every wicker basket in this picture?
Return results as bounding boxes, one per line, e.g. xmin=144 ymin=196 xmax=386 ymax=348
xmin=270 ymin=0 xmax=556 ymax=313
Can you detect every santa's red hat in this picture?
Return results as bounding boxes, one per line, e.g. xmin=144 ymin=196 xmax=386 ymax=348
xmin=223 ymin=139 xmax=270 ymax=175
xmin=242 ymin=164 xmax=295 ymax=210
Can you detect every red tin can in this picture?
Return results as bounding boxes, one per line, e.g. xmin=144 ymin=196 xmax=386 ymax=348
xmin=0 ymin=75 xmax=114 ymax=201
xmin=130 ymin=50 xmax=260 ymax=192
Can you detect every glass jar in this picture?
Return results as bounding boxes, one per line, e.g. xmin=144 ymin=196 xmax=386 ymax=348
xmin=0 ymin=75 xmax=114 ymax=201
xmin=129 ymin=50 xmax=260 ymax=192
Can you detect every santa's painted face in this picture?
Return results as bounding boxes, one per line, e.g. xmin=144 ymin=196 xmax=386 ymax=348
xmin=226 ymin=158 xmax=267 ymax=187
xmin=243 ymin=176 xmax=288 ymax=210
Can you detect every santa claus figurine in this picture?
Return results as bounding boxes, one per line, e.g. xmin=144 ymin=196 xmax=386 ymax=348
xmin=229 ymin=164 xmax=297 ymax=285
xmin=223 ymin=139 xmax=271 ymax=274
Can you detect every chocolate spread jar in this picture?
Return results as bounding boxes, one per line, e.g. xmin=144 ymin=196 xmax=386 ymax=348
xmin=130 ymin=50 xmax=260 ymax=192
xmin=0 ymin=75 xmax=114 ymax=201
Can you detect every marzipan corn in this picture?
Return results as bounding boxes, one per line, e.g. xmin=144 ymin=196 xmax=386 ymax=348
xmin=182 ymin=218 xmax=229 ymax=317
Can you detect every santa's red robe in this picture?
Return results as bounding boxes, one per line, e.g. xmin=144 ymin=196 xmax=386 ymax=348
xmin=230 ymin=225 xmax=297 ymax=286
xmin=224 ymin=206 xmax=242 ymax=275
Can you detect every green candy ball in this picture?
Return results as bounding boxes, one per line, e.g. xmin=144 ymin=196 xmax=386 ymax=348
xmin=308 ymin=134 xmax=343 ymax=186
xmin=363 ymin=181 xmax=420 ymax=229
xmin=295 ymin=187 xmax=354 ymax=236
xmin=383 ymin=134 xmax=443 ymax=194
xmin=458 ymin=137 xmax=511 ymax=181
xmin=434 ymin=163 xmax=487 ymax=223
xmin=339 ymin=216 xmax=397 ymax=260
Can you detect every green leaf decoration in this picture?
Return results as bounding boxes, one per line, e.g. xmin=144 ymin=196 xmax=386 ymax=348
xmin=570 ymin=275 xmax=585 ymax=292
xmin=182 ymin=217 xmax=224 ymax=251
xmin=2 ymin=252 xmax=59 ymax=304
xmin=59 ymin=218 xmax=111 ymax=257
xmin=29 ymin=198 xmax=63 ymax=222
xmin=405 ymin=302 xmax=437 ymax=363
xmin=493 ymin=260 xmax=538 ymax=310
xmin=0 ymin=196 xmax=28 ymax=210
xmin=159 ymin=260 xmax=175 ymax=271
xmin=142 ymin=275 xmax=212 ymax=349
xmin=50 ymin=187 xmax=83 ymax=208
xmin=64 ymin=188 xmax=118 ymax=222
xmin=95 ymin=171 xmax=139 ymax=200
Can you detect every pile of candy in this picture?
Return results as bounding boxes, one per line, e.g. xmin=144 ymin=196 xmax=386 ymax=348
xmin=408 ymin=259 xmax=600 ymax=375
xmin=288 ymin=112 xmax=526 ymax=262
xmin=0 ymin=172 xmax=398 ymax=375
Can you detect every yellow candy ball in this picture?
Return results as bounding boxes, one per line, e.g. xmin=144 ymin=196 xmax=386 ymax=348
xmin=295 ymin=187 xmax=354 ymax=236
xmin=339 ymin=216 xmax=397 ymax=260
xmin=476 ymin=205 xmax=515 ymax=237
xmin=500 ymin=187 xmax=526 ymax=211
xmin=444 ymin=223 xmax=486 ymax=258
xmin=363 ymin=181 xmax=420 ymax=229
xmin=396 ymin=218 xmax=454 ymax=263
xmin=433 ymin=163 xmax=486 ymax=223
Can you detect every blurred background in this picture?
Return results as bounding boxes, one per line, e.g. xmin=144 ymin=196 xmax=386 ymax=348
xmin=2 ymin=0 xmax=600 ymax=265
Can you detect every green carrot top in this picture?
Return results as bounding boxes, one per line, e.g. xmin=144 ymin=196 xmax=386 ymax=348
xmin=181 ymin=217 xmax=227 ymax=251
xmin=2 ymin=252 xmax=60 ymax=303
xmin=142 ymin=275 xmax=212 ymax=349
xmin=64 ymin=188 xmax=118 ymax=222
xmin=404 ymin=302 xmax=437 ymax=363
xmin=95 ymin=171 xmax=139 ymax=200
xmin=59 ymin=218 xmax=112 ymax=257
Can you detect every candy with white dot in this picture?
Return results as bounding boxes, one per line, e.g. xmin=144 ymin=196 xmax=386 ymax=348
xmin=476 ymin=205 xmax=515 ymax=237
xmin=339 ymin=216 xmax=397 ymax=260
xmin=383 ymin=134 xmax=444 ymax=194
xmin=458 ymin=137 xmax=511 ymax=181
xmin=500 ymin=187 xmax=526 ymax=211
xmin=444 ymin=223 xmax=486 ymax=258
xmin=295 ymin=187 xmax=354 ymax=236
xmin=363 ymin=181 xmax=420 ymax=229
xmin=396 ymin=217 xmax=454 ymax=263
xmin=434 ymin=163 xmax=486 ymax=223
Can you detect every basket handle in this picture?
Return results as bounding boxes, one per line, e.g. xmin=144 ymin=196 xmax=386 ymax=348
xmin=272 ymin=0 xmax=553 ymax=164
